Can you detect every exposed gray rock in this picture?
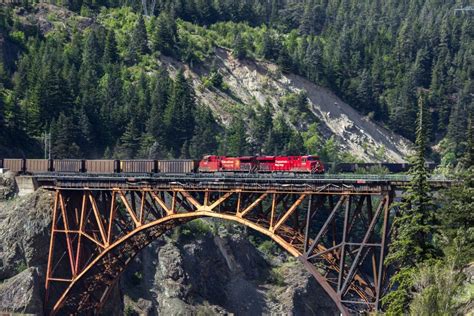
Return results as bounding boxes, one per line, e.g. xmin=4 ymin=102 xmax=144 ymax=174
xmin=0 ymin=171 xmax=16 ymax=200
xmin=121 ymin=220 xmax=339 ymax=315
xmin=0 ymin=267 xmax=44 ymax=315
xmin=162 ymin=48 xmax=412 ymax=162
xmin=267 ymin=261 xmax=339 ymax=315
xmin=0 ymin=189 xmax=53 ymax=280
xmin=16 ymin=3 xmax=94 ymax=35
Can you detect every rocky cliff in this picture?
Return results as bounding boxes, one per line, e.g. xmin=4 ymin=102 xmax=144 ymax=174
xmin=0 ymin=177 xmax=339 ymax=315
xmin=118 ymin=221 xmax=338 ymax=315
xmin=0 ymin=184 xmax=52 ymax=315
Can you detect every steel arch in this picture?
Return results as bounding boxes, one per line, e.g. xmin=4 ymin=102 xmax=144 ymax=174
xmin=44 ymin=186 xmax=392 ymax=315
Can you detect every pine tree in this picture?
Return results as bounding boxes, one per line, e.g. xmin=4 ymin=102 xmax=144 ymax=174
xmin=151 ymin=12 xmax=177 ymax=56
xmin=233 ymin=33 xmax=246 ymax=60
xmin=115 ymin=119 xmax=141 ymax=159
xmin=285 ymin=131 xmax=305 ymax=155
xmin=79 ymin=30 xmax=101 ymax=113
xmin=51 ymin=113 xmax=81 ymax=158
xmin=384 ymin=94 xmax=437 ymax=313
xmin=461 ymin=115 xmax=474 ymax=168
xmin=277 ymin=45 xmax=293 ymax=73
xmin=163 ymin=70 xmax=195 ymax=156
xmin=103 ymin=30 xmax=118 ymax=65
xmin=135 ymin=70 xmax=150 ymax=131
xmin=188 ymin=106 xmax=219 ymax=158
xmin=261 ymin=29 xmax=276 ymax=60
xmin=76 ymin=106 xmax=93 ymax=155
xmin=223 ymin=117 xmax=248 ymax=156
xmin=356 ymin=70 xmax=373 ymax=112
xmin=150 ymin=68 xmax=171 ymax=113
xmin=128 ymin=14 xmax=149 ymax=64
xmin=249 ymin=101 xmax=273 ymax=153
xmin=298 ymin=2 xmax=311 ymax=35
xmin=0 ymin=85 xmax=5 ymax=132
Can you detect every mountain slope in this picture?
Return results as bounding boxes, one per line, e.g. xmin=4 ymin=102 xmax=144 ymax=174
xmin=164 ymin=48 xmax=412 ymax=161
xmin=0 ymin=3 xmax=415 ymax=162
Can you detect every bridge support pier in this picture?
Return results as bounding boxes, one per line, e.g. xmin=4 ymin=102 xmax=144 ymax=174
xmin=44 ymin=182 xmax=393 ymax=315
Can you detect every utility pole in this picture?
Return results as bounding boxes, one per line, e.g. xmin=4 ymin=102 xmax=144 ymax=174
xmin=44 ymin=131 xmax=47 ymax=160
xmin=48 ymin=132 xmax=51 ymax=160
xmin=44 ymin=131 xmax=52 ymax=159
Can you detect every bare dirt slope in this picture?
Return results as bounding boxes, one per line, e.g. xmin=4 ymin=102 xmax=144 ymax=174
xmin=163 ymin=48 xmax=412 ymax=162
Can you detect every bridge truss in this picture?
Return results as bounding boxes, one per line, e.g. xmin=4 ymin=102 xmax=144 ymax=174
xmin=43 ymin=177 xmax=394 ymax=315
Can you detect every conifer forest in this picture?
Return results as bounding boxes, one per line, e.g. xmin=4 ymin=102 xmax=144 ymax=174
xmin=0 ymin=0 xmax=472 ymax=314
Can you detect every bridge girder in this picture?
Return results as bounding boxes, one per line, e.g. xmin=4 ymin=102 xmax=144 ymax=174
xmin=44 ymin=185 xmax=393 ymax=315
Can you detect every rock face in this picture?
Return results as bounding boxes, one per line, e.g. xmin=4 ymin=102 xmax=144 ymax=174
xmin=0 ymin=171 xmax=16 ymax=200
xmin=0 ymin=189 xmax=53 ymax=314
xmin=120 ymin=221 xmax=340 ymax=315
xmin=15 ymin=3 xmax=94 ymax=35
xmin=0 ymin=189 xmax=53 ymax=281
xmin=0 ymin=267 xmax=44 ymax=315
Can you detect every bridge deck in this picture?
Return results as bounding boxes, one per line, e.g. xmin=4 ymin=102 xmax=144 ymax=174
xmin=30 ymin=173 xmax=454 ymax=191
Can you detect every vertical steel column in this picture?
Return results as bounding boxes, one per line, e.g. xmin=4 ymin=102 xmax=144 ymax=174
xmin=44 ymin=190 xmax=59 ymax=307
xmin=303 ymin=195 xmax=312 ymax=254
xmin=375 ymin=193 xmax=391 ymax=310
xmin=337 ymin=195 xmax=351 ymax=294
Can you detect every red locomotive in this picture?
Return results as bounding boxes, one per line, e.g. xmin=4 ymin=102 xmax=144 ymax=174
xmin=198 ymin=155 xmax=325 ymax=173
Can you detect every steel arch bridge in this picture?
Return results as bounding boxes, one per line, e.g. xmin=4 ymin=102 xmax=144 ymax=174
xmin=37 ymin=174 xmax=405 ymax=316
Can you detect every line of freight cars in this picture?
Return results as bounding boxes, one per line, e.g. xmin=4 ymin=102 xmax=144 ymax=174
xmin=0 ymin=158 xmax=437 ymax=174
xmin=0 ymin=159 xmax=199 ymax=174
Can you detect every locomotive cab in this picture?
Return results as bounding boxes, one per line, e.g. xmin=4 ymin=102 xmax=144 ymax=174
xmin=304 ymin=155 xmax=325 ymax=173
xmin=198 ymin=155 xmax=222 ymax=172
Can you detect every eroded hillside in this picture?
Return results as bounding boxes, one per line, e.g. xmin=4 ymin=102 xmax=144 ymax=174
xmin=163 ymin=48 xmax=413 ymax=162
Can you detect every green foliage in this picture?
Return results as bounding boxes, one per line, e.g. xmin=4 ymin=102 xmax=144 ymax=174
xmin=130 ymin=271 xmax=143 ymax=286
xmin=354 ymin=166 xmax=390 ymax=175
xmin=124 ymin=305 xmax=135 ymax=316
xmin=269 ymin=267 xmax=286 ymax=287
xmin=410 ymin=260 xmax=466 ymax=316
xmin=127 ymin=14 xmax=148 ymax=64
xmin=220 ymin=116 xmax=248 ymax=156
xmin=9 ymin=30 xmax=25 ymax=44
xmin=232 ymin=33 xmax=246 ymax=60
xmin=189 ymin=106 xmax=220 ymax=158
xmin=0 ymin=1 xmax=471 ymax=165
xmin=15 ymin=261 xmax=27 ymax=274
xmin=114 ymin=119 xmax=140 ymax=159
xmin=384 ymin=95 xmax=438 ymax=313
xmin=51 ymin=113 xmax=81 ymax=158
xmin=258 ymin=240 xmax=281 ymax=257
xmin=179 ymin=219 xmax=212 ymax=240
xmin=151 ymin=12 xmax=177 ymax=57
xmin=261 ymin=114 xmax=305 ymax=156
xmin=302 ymin=123 xmax=320 ymax=155
xmin=163 ymin=69 xmax=196 ymax=157
xmin=437 ymin=168 xmax=474 ymax=267
xmin=202 ymin=67 xmax=223 ymax=90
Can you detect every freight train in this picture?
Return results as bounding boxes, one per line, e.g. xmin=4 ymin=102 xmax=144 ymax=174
xmin=0 ymin=156 xmax=436 ymax=175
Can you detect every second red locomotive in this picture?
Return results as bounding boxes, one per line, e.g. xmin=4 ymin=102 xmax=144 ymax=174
xmin=198 ymin=155 xmax=325 ymax=173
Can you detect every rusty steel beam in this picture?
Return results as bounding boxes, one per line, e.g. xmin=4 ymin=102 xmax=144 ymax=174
xmin=44 ymin=186 xmax=395 ymax=315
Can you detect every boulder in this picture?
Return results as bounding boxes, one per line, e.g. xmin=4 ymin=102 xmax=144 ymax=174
xmin=0 ymin=267 xmax=44 ymax=315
